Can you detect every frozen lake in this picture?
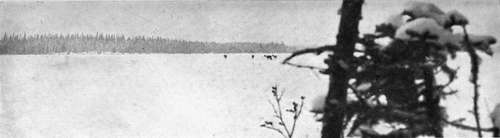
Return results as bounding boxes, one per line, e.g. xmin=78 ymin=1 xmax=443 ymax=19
xmin=0 ymin=54 xmax=327 ymax=137
xmin=1 ymin=0 xmax=500 ymax=137
xmin=0 ymin=53 xmax=499 ymax=137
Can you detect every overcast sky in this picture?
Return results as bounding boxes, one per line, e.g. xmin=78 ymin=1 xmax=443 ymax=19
xmin=1 ymin=0 xmax=499 ymax=46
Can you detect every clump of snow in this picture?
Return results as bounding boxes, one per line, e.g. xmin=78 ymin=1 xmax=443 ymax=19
xmin=383 ymin=14 xmax=407 ymax=29
xmin=444 ymin=10 xmax=469 ymax=27
xmin=358 ymin=120 xmax=407 ymax=136
xmin=445 ymin=33 xmax=497 ymax=55
xmin=394 ymin=17 xmax=467 ymax=48
xmin=374 ymin=37 xmax=393 ymax=48
xmin=468 ymin=34 xmax=497 ymax=55
xmin=395 ymin=18 xmax=446 ymax=41
xmin=402 ymin=2 xmax=471 ymax=27
xmin=372 ymin=120 xmax=407 ymax=135
xmin=402 ymin=2 xmax=470 ymax=29
xmin=468 ymin=34 xmax=497 ymax=45
xmin=434 ymin=15 xmax=450 ymax=27
xmin=395 ymin=21 xmax=497 ymax=55
xmin=356 ymin=82 xmax=372 ymax=92
xmin=437 ymin=31 xmax=462 ymax=46
xmin=371 ymin=122 xmax=394 ymax=135
xmin=395 ymin=18 xmax=496 ymax=55
xmin=403 ymin=2 xmax=445 ymax=18
xmin=378 ymin=95 xmax=388 ymax=105
xmin=404 ymin=1 xmax=444 ymax=17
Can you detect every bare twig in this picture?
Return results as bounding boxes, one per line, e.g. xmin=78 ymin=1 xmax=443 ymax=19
xmin=289 ymin=97 xmax=305 ymax=137
xmin=262 ymin=86 xmax=305 ymax=138
xmin=274 ymin=91 xmax=292 ymax=137
xmin=439 ymin=65 xmax=459 ymax=86
xmin=462 ymin=25 xmax=483 ymax=137
xmin=443 ymin=119 xmax=495 ymax=132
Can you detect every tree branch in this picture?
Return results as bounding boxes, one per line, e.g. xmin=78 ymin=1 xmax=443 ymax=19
xmin=273 ymin=90 xmax=292 ymax=137
xmin=290 ymin=97 xmax=305 ymax=137
xmin=283 ymin=62 xmax=326 ymax=71
xmin=443 ymin=119 xmax=495 ymax=132
xmin=282 ymin=45 xmax=336 ymax=64
xmin=462 ymin=25 xmax=483 ymax=137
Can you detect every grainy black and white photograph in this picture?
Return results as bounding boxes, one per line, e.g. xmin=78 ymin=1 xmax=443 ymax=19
xmin=1 ymin=0 xmax=499 ymax=137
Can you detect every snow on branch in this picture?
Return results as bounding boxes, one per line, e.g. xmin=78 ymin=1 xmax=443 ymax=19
xmin=444 ymin=10 xmax=469 ymax=27
xmin=403 ymin=1 xmax=444 ymax=17
xmin=395 ymin=18 xmax=446 ymax=41
xmin=383 ymin=14 xmax=407 ymax=29
xmin=393 ymin=17 xmax=495 ymax=53
xmin=402 ymin=2 xmax=471 ymax=29
xmin=453 ymin=34 xmax=497 ymax=55
xmin=402 ymin=1 xmax=447 ymax=25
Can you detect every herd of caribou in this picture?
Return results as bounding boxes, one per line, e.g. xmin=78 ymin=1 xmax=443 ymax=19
xmin=222 ymin=54 xmax=278 ymax=60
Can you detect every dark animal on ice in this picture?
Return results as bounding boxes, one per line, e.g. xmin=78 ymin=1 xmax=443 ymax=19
xmin=263 ymin=55 xmax=277 ymax=60
xmin=264 ymin=55 xmax=273 ymax=60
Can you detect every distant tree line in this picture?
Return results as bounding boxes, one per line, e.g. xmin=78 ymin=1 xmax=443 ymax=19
xmin=0 ymin=33 xmax=296 ymax=54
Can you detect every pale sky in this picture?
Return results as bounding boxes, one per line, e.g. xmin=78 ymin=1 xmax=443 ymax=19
xmin=1 ymin=0 xmax=499 ymax=46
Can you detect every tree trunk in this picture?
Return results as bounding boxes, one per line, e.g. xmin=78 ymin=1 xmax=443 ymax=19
xmin=322 ymin=0 xmax=364 ymax=138
xmin=422 ymin=67 xmax=443 ymax=137
xmin=493 ymin=127 xmax=499 ymax=137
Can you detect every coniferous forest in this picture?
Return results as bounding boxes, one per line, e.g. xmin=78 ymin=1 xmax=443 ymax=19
xmin=0 ymin=33 xmax=296 ymax=54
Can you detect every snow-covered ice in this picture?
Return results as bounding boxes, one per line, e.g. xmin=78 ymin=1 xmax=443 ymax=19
xmin=0 ymin=53 xmax=498 ymax=137
xmin=0 ymin=54 xmax=327 ymax=138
